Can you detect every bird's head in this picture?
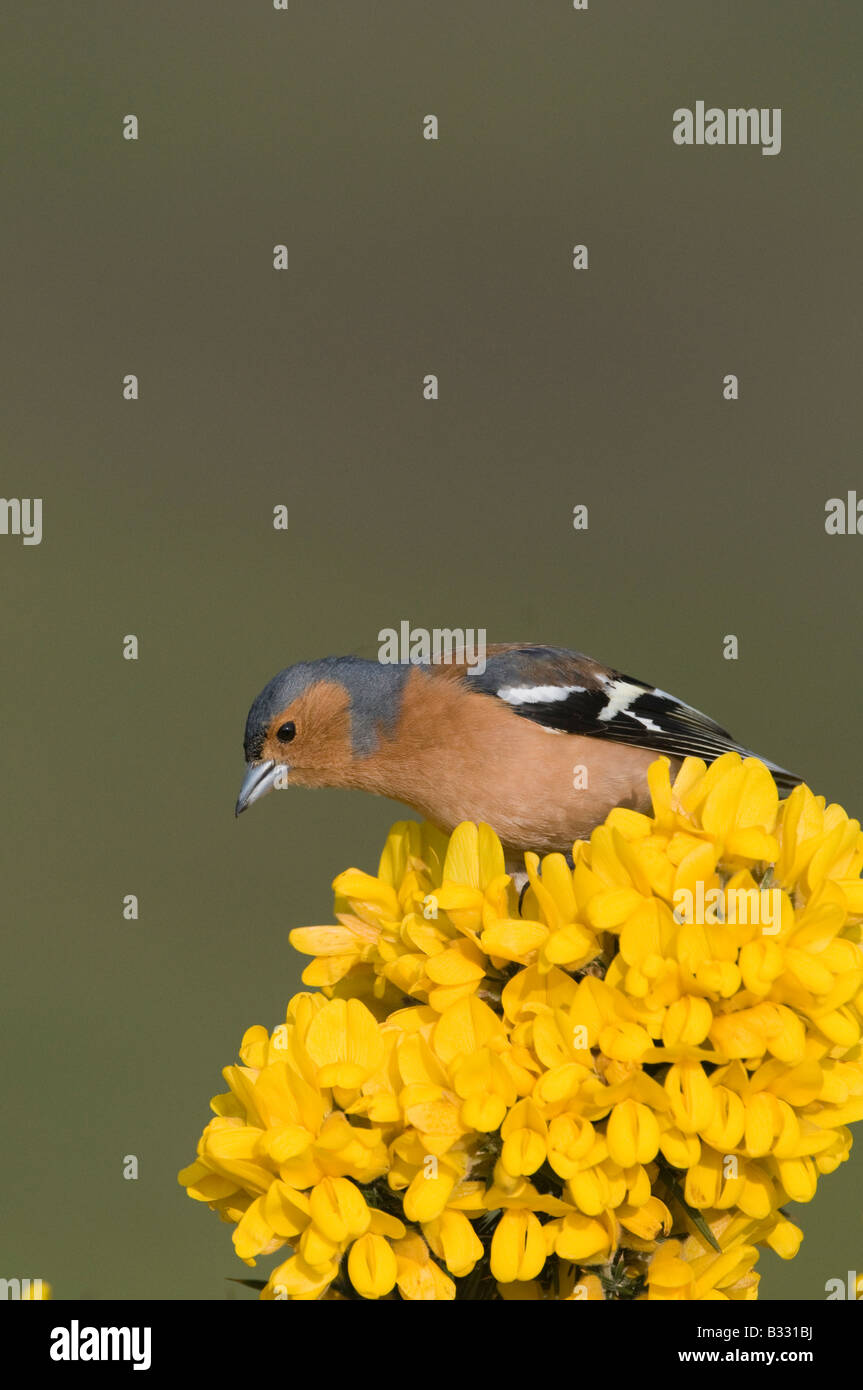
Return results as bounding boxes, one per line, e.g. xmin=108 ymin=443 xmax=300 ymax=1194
xmin=235 ymin=656 xmax=410 ymax=815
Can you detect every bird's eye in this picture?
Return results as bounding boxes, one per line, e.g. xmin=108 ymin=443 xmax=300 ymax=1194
xmin=276 ymin=721 xmax=296 ymax=744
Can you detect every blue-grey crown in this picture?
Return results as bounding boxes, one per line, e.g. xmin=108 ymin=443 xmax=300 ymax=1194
xmin=243 ymin=656 xmax=411 ymax=759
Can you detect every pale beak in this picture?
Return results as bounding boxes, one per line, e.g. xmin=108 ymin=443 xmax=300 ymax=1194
xmin=235 ymin=760 xmax=280 ymax=816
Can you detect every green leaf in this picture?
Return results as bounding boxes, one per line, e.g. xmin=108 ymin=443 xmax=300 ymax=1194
xmin=657 ymin=1159 xmax=722 ymax=1253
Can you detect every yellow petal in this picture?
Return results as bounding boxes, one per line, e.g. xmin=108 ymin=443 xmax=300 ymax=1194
xmin=347 ymin=1234 xmax=398 ymax=1299
xmin=490 ymin=1210 xmax=547 ymax=1282
xmin=233 ymin=1195 xmax=278 ymax=1261
xmin=481 ymin=919 xmax=548 ymax=961
xmin=443 ymin=823 xmax=482 ymax=887
xmin=309 ymin=1176 xmax=370 ymax=1243
xmin=263 ymin=1181 xmax=312 ymax=1238
xmin=433 ymin=995 xmax=505 ymax=1065
xmin=304 ymin=998 xmax=384 ymax=1088
xmin=266 ymin=1254 xmax=338 ymax=1300
xmin=423 ymin=1209 xmax=484 ymax=1278
xmin=332 ymin=870 xmax=400 ymax=921
xmin=606 ymin=1100 xmax=660 ymax=1166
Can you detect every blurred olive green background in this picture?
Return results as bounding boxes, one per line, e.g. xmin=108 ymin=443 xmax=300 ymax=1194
xmin=3 ymin=1 xmax=861 ymax=1300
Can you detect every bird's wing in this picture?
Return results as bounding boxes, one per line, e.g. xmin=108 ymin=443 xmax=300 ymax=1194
xmin=468 ymin=644 xmax=801 ymax=792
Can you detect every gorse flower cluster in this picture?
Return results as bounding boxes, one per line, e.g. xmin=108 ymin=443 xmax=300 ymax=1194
xmin=180 ymin=754 xmax=863 ymax=1300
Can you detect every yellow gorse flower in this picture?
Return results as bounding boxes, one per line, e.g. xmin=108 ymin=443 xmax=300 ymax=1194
xmin=180 ymin=754 xmax=863 ymax=1299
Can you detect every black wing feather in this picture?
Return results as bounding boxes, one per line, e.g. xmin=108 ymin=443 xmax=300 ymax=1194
xmin=471 ymin=645 xmax=801 ymax=793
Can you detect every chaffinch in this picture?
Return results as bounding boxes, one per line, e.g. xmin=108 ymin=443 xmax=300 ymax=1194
xmin=235 ymin=644 xmax=800 ymax=858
